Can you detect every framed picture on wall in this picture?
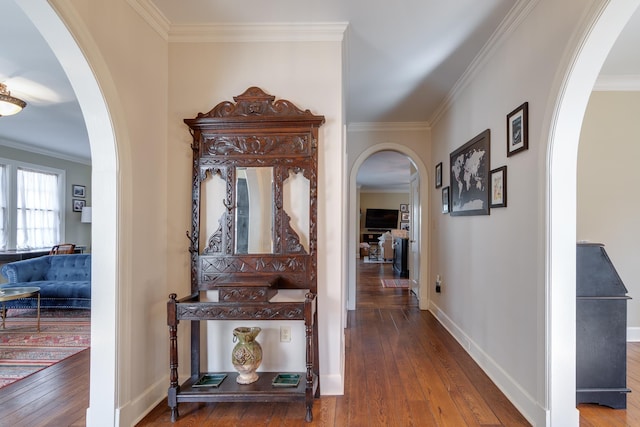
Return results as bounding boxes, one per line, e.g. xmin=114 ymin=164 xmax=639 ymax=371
xmin=435 ymin=162 xmax=443 ymax=188
xmin=449 ymin=129 xmax=490 ymax=216
xmin=507 ymin=102 xmax=528 ymax=156
xmin=72 ymin=184 xmax=86 ymax=198
xmin=400 ymin=222 xmax=410 ymax=231
xmin=400 ymin=203 xmax=409 ymax=213
xmin=401 ymin=212 xmax=410 ymax=222
xmin=442 ymin=186 xmax=450 ymax=214
xmin=490 ymin=166 xmax=507 ymax=208
xmin=73 ymin=199 xmax=86 ymax=212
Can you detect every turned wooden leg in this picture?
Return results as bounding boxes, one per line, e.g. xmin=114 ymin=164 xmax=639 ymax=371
xmin=168 ymin=294 xmax=180 ymax=422
xmin=305 ymin=404 xmax=313 ymax=422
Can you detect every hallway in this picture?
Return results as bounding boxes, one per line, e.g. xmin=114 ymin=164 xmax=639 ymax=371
xmin=138 ymin=260 xmax=530 ymax=426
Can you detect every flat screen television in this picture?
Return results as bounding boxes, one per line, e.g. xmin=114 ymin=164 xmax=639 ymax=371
xmin=364 ymin=208 xmax=399 ymax=230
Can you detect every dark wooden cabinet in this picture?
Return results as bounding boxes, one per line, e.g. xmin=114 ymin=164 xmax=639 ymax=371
xmin=576 ymin=243 xmax=631 ymax=409
xmin=167 ymin=88 xmax=324 ymax=422
xmin=393 ymin=237 xmax=408 ymax=277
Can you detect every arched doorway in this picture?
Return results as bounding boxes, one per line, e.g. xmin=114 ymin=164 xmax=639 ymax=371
xmin=348 ymin=143 xmax=430 ymax=312
xmin=547 ymin=0 xmax=640 ymax=424
xmin=19 ymin=2 xmax=119 ymax=424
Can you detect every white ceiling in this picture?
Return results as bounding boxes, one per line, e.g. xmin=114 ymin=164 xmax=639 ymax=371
xmin=1 ymin=1 xmax=640 ymax=188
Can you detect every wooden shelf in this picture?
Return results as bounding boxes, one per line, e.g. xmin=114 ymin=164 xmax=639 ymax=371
xmin=176 ymin=372 xmax=318 ymax=403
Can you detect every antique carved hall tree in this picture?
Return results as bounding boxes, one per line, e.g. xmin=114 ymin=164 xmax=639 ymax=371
xmin=167 ymin=87 xmax=324 ymax=422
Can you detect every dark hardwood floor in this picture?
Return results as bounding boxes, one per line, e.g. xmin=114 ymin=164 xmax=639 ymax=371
xmin=2 ymin=260 xmax=639 ymax=426
xmin=0 ymin=348 xmax=89 ymax=426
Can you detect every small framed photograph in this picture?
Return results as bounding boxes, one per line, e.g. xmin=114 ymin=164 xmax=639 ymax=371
xmin=401 ymin=212 xmax=410 ymax=221
xmin=400 ymin=204 xmax=409 ymax=213
xmin=73 ymin=199 xmax=86 ymax=212
xmin=507 ymin=102 xmax=528 ymax=157
xmin=72 ymin=184 xmax=86 ymax=198
xmin=400 ymin=222 xmax=410 ymax=231
xmin=435 ymin=162 xmax=443 ymax=188
xmin=490 ymin=166 xmax=507 ymax=208
xmin=442 ymin=186 xmax=450 ymax=214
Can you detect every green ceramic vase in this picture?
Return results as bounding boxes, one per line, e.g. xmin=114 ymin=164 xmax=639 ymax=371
xmin=231 ymin=326 xmax=263 ymax=384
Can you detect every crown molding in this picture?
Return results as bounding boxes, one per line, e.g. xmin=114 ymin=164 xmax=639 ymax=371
xmin=126 ymin=0 xmax=170 ymax=40
xmin=0 ymin=139 xmax=91 ymax=166
xmin=359 ymin=186 xmax=410 ymax=194
xmin=593 ymin=74 xmax=640 ymax=91
xmin=429 ymin=0 xmax=540 ymax=126
xmin=168 ymin=22 xmax=348 ymax=43
xmin=127 ymin=2 xmax=347 ymax=43
xmin=348 ymin=122 xmax=430 ymax=133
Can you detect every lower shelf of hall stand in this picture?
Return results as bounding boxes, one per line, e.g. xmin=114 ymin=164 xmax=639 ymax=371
xmin=175 ymin=371 xmax=318 ymax=403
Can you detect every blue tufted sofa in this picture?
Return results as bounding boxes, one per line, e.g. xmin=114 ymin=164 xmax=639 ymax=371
xmin=0 ymin=254 xmax=91 ymax=309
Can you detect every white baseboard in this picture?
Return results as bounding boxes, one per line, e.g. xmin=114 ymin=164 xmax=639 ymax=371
xmin=117 ymin=375 xmax=169 ymax=427
xmin=627 ymin=327 xmax=640 ymax=342
xmin=320 ymin=373 xmax=344 ymax=395
xmin=428 ymin=301 xmax=547 ymax=427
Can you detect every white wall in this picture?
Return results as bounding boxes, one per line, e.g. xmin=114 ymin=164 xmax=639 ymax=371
xmin=51 ymin=1 xmax=170 ymax=424
xmin=429 ymin=0 xmax=608 ymax=424
xmin=578 ymin=91 xmax=640 ymax=333
xmin=167 ymin=38 xmax=346 ymax=394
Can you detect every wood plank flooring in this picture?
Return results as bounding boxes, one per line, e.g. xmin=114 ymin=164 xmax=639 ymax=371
xmin=2 ymin=260 xmax=639 ymax=426
xmin=0 ymin=348 xmax=89 ymax=426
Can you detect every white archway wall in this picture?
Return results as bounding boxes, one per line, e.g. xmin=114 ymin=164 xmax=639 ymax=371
xmin=546 ymin=1 xmax=640 ymax=425
xmin=346 ymin=126 xmax=431 ymax=312
xmin=39 ymin=1 xmax=172 ymax=425
xmin=18 ymin=1 xmax=119 ymax=425
xmin=427 ymin=0 xmax=639 ymax=425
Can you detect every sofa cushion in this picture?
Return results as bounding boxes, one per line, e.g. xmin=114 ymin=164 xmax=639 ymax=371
xmin=45 ymin=255 xmax=91 ymax=281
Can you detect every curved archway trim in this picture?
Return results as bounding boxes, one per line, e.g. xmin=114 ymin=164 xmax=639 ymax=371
xmin=347 ymin=143 xmax=430 ymax=311
xmin=546 ymin=0 xmax=640 ymax=425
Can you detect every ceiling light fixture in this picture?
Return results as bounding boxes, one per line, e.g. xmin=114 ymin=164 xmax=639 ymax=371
xmin=0 ymin=82 xmax=27 ymax=116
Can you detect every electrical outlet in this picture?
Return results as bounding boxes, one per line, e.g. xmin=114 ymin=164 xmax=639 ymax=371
xmin=280 ymin=326 xmax=291 ymax=342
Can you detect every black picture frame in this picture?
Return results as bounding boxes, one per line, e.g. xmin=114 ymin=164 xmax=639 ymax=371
xmin=449 ymin=129 xmax=491 ymax=216
xmin=435 ymin=162 xmax=443 ymax=188
xmin=400 ymin=203 xmax=409 ymax=213
xmin=400 ymin=222 xmax=410 ymax=231
xmin=73 ymin=199 xmax=86 ymax=212
xmin=507 ymin=102 xmax=528 ymax=156
xmin=72 ymin=184 xmax=86 ymax=198
xmin=442 ymin=186 xmax=450 ymax=214
xmin=401 ymin=212 xmax=410 ymax=222
xmin=490 ymin=166 xmax=507 ymax=208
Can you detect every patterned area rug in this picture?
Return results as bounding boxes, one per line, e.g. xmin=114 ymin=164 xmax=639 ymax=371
xmin=381 ymin=279 xmax=411 ymax=288
xmin=0 ymin=309 xmax=90 ymax=389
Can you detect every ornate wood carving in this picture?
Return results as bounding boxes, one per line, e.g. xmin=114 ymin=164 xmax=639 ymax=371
xmin=185 ymin=87 xmax=323 ymax=291
xmin=195 ymin=86 xmax=317 ymax=119
xmin=176 ymin=303 xmax=305 ymax=320
xmin=169 ymin=88 xmax=323 ymax=423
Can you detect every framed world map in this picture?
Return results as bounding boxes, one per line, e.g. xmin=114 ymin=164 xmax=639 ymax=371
xmin=449 ymin=129 xmax=491 ymax=216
